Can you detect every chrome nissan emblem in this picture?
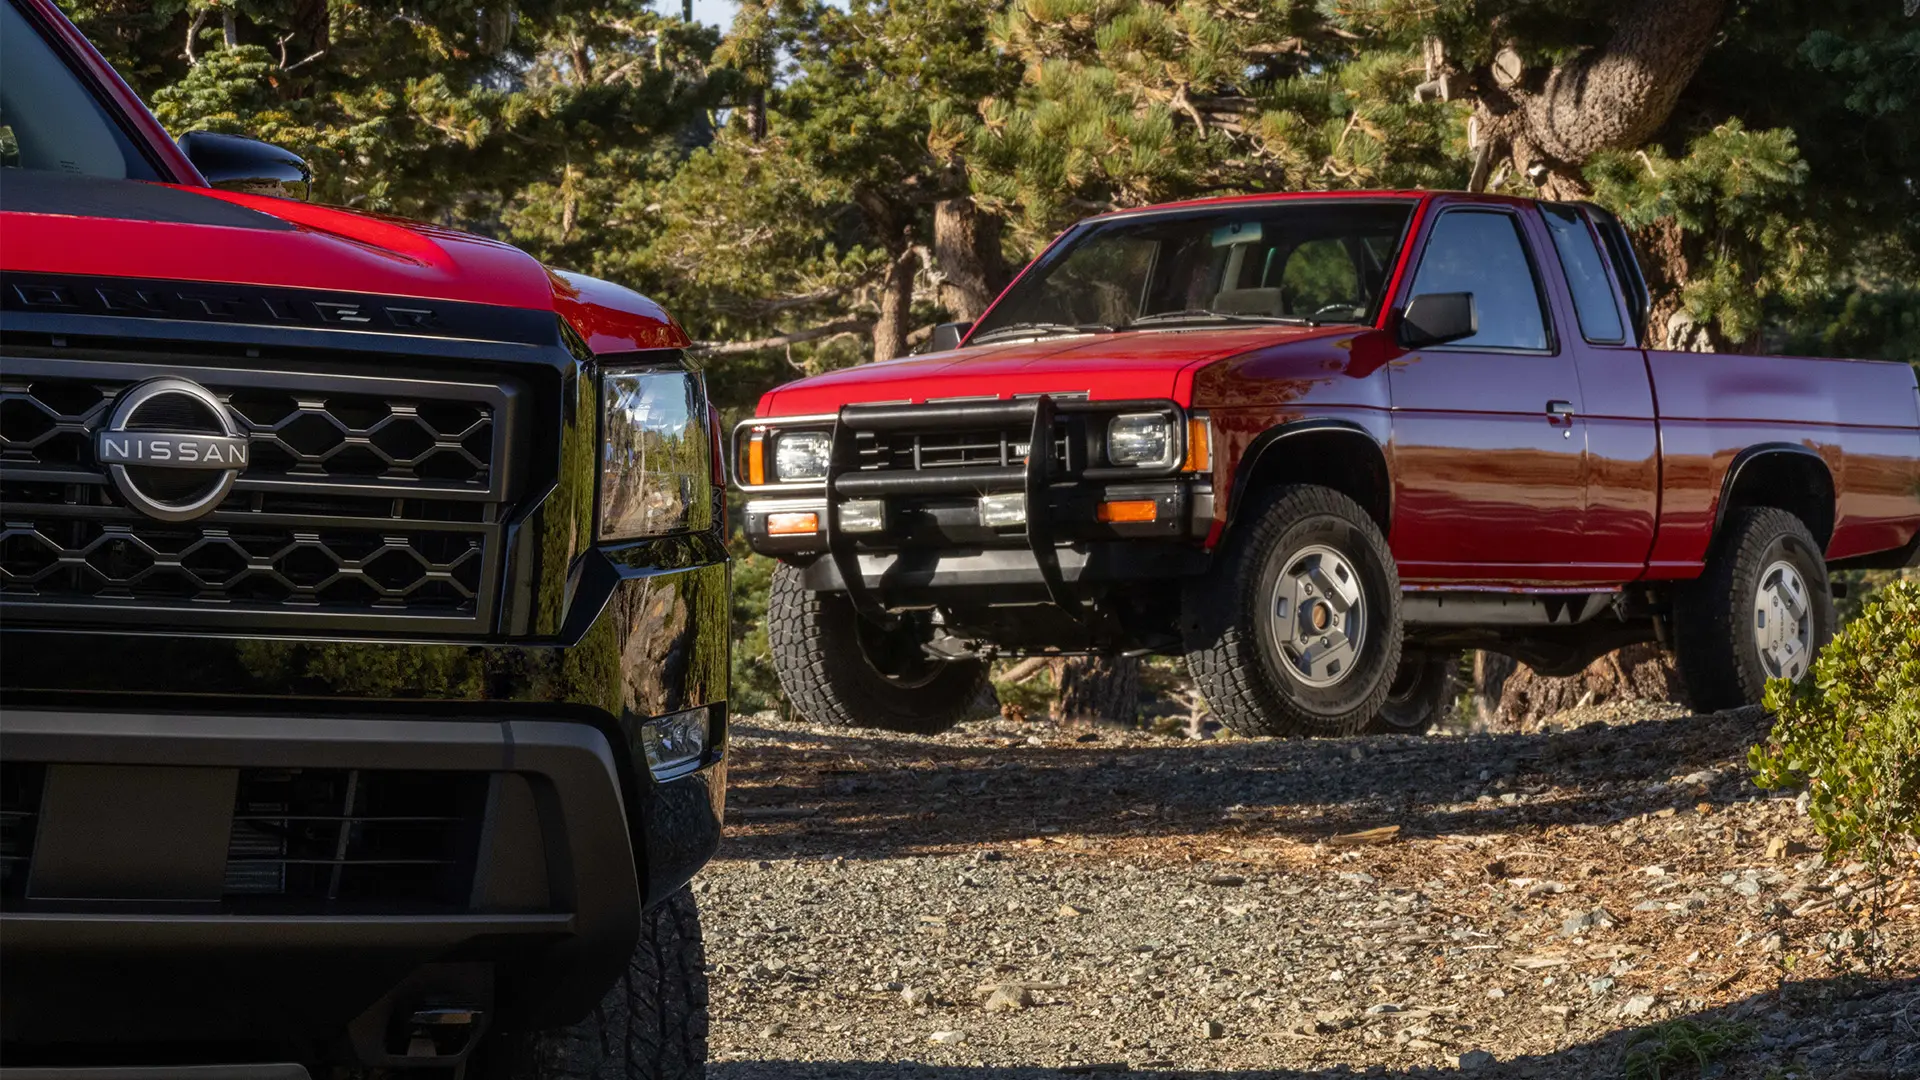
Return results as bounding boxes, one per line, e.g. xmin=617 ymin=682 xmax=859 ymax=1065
xmin=95 ymin=377 xmax=249 ymax=522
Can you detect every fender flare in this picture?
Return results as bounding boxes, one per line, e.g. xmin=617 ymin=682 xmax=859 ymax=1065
xmin=1711 ymin=442 xmax=1835 ymax=548
xmin=1224 ymin=417 xmax=1392 ymax=533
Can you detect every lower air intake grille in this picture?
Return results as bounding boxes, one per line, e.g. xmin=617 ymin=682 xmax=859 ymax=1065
xmin=224 ymin=768 xmax=488 ymax=909
xmin=0 ymin=762 xmax=46 ymax=899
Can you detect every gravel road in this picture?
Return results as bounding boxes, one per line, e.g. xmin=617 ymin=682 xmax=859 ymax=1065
xmin=697 ymin=703 xmax=1919 ymax=1079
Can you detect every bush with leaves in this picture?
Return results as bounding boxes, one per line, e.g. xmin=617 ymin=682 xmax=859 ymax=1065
xmin=1750 ymin=580 xmax=1920 ymax=867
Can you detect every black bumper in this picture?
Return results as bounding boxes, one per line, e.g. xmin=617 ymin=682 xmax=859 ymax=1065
xmin=0 ymin=547 xmax=729 ymax=1048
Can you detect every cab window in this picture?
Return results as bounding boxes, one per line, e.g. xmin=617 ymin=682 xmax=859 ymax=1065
xmin=1407 ymin=210 xmax=1550 ymax=351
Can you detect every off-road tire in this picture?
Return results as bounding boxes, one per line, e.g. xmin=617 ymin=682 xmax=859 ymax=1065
xmin=1673 ymin=506 xmax=1834 ymax=712
xmin=768 ymin=561 xmax=990 ymax=734
xmin=1183 ymin=485 xmax=1402 ymax=737
xmin=1366 ymin=653 xmax=1458 ymax=735
xmin=498 ymin=887 xmax=707 ymax=1080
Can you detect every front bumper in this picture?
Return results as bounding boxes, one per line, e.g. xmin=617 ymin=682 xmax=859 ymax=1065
xmin=738 ymin=397 xmax=1214 ymax=613
xmin=0 ymin=543 xmax=728 ymax=1049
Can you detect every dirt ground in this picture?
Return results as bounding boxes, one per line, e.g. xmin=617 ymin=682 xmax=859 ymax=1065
xmin=697 ymin=703 xmax=1919 ymax=1079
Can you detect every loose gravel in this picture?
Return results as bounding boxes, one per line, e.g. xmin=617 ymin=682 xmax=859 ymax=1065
xmin=699 ymin=702 xmax=1919 ymax=1079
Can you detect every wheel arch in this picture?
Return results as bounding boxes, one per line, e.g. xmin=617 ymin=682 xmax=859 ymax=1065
xmin=1225 ymin=419 xmax=1392 ymax=536
xmin=1713 ymin=444 xmax=1836 ymax=554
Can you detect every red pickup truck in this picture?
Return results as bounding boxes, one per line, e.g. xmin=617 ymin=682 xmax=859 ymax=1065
xmin=738 ymin=191 xmax=1920 ymax=737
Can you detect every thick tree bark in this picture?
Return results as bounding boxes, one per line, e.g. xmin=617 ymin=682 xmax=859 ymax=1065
xmin=871 ymin=247 xmax=918 ymax=363
xmin=1466 ymin=0 xmax=1727 ymax=198
xmin=932 ymin=197 xmax=1010 ymax=321
xmin=1048 ymin=655 xmax=1140 ymax=725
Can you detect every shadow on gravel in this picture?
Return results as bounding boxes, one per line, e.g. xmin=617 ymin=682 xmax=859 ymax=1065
xmin=722 ymin=709 xmax=1774 ymax=860
xmin=711 ymin=973 xmax=1918 ymax=1080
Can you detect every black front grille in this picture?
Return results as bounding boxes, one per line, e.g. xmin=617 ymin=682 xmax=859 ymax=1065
xmin=0 ymin=762 xmax=46 ymax=899
xmin=224 ymin=767 xmax=488 ymax=909
xmin=853 ymin=423 xmax=1073 ymax=473
xmin=1 ymin=506 xmax=484 ymax=613
xmin=3 ymin=376 xmax=496 ymax=489
xmin=0 ymin=355 xmax=516 ymax=632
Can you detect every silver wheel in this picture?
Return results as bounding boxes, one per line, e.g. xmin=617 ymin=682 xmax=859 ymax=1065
xmin=1753 ymin=559 xmax=1813 ymax=680
xmin=1269 ymin=543 xmax=1367 ymax=688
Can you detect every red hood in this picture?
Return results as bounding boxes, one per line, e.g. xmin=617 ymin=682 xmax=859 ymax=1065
xmin=759 ymin=324 xmax=1352 ymax=415
xmin=0 ymin=175 xmax=687 ymax=353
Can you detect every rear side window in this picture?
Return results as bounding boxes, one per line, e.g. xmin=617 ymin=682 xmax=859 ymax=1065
xmin=1542 ymin=205 xmax=1626 ymax=343
xmin=1406 ymin=210 xmax=1549 ymax=351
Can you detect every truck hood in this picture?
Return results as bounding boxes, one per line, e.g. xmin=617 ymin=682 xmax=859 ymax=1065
xmin=758 ymin=324 xmax=1352 ymax=415
xmin=0 ymin=171 xmax=686 ymax=352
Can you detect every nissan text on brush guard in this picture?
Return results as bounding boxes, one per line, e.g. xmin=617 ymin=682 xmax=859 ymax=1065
xmin=740 ymin=190 xmax=1920 ymax=737
xmin=0 ymin=2 xmax=727 ymax=1076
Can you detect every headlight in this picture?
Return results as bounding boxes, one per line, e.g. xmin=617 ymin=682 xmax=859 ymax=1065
xmin=773 ymin=430 xmax=832 ymax=482
xmin=599 ymin=368 xmax=714 ymax=540
xmin=1107 ymin=413 xmax=1174 ymax=467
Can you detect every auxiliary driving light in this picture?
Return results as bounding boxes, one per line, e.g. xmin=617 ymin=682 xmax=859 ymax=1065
xmin=637 ymin=706 xmax=711 ymax=780
xmin=838 ymin=499 xmax=887 ymax=533
xmin=980 ymin=493 xmax=1028 ymax=528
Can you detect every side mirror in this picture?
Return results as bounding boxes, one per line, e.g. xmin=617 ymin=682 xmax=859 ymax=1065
xmin=929 ymin=321 xmax=972 ymax=352
xmin=178 ymin=131 xmax=311 ymax=201
xmin=1400 ymin=292 xmax=1477 ymax=348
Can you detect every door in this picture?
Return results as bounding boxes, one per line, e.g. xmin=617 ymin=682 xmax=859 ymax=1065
xmin=1387 ymin=206 xmax=1592 ymax=583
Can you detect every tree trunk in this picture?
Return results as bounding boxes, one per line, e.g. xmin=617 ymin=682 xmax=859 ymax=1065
xmin=1048 ymin=655 xmax=1140 ymax=725
xmin=1473 ymin=650 xmax=1517 ymax=727
xmin=871 ymin=247 xmax=918 ymax=363
xmin=1467 ymin=0 xmax=1727 ymax=197
xmin=1492 ymin=644 xmax=1685 ymax=731
xmin=932 ymin=197 xmax=1010 ymax=321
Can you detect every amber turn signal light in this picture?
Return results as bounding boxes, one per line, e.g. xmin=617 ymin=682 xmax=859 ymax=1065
xmin=766 ymin=511 xmax=819 ymax=535
xmin=1182 ymin=416 xmax=1211 ymax=473
xmin=740 ymin=431 xmax=767 ymax=486
xmin=1096 ymin=499 xmax=1158 ymax=523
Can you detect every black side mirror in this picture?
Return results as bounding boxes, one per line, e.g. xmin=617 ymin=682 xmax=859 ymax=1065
xmin=178 ymin=131 xmax=311 ymax=201
xmin=929 ymin=322 xmax=973 ymax=352
xmin=1399 ymin=292 xmax=1477 ymax=348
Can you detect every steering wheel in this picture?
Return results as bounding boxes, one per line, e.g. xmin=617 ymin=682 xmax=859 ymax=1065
xmin=1312 ymin=302 xmax=1361 ymax=319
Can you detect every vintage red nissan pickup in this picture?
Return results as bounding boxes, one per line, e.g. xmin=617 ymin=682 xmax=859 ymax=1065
xmin=737 ymin=191 xmax=1920 ymax=738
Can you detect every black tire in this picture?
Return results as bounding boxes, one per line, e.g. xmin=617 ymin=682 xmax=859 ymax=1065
xmin=1673 ymin=506 xmax=1835 ymax=711
xmin=1366 ymin=653 xmax=1458 ymax=735
xmin=1182 ymin=484 xmax=1402 ymax=737
xmin=496 ymin=887 xmax=708 ymax=1080
xmin=767 ymin=561 xmax=990 ymax=734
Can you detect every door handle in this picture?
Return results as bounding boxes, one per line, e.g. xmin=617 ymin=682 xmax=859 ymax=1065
xmin=1546 ymin=400 xmax=1575 ymax=438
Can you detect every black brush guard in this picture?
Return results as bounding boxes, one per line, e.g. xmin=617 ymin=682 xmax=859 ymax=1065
xmin=822 ymin=396 xmax=1188 ymax=621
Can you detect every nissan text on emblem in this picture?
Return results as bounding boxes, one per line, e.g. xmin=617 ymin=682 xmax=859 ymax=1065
xmin=96 ymin=377 xmax=250 ymax=522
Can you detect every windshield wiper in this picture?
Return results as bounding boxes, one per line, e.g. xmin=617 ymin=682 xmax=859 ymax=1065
xmin=1127 ymin=309 xmax=1321 ymax=327
xmin=967 ymin=321 xmax=1117 ymax=345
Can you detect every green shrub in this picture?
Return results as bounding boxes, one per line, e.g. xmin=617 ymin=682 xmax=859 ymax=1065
xmin=1750 ymin=580 xmax=1920 ymax=865
xmin=1620 ymin=1018 xmax=1755 ymax=1080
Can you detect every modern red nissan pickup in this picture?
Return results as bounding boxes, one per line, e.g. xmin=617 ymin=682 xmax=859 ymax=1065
xmin=1 ymin=2 xmax=724 ymax=1077
xmin=739 ymin=190 xmax=1920 ymax=738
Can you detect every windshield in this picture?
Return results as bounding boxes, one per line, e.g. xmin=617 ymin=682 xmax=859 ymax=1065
xmin=970 ymin=200 xmax=1415 ymax=344
xmin=0 ymin=1 xmax=160 ymax=181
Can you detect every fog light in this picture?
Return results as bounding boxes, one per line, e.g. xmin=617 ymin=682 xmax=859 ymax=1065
xmin=980 ymin=492 xmax=1027 ymax=528
xmin=639 ymin=706 xmax=710 ymax=780
xmin=838 ymin=499 xmax=887 ymax=533
xmin=767 ymin=511 xmax=820 ymax=535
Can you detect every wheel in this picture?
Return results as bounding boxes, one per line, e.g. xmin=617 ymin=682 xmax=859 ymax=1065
xmin=1182 ymin=484 xmax=1402 ymax=737
xmin=767 ymin=561 xmax=990 ymax=734
xmin=1366 ymin=653 xmax=1458 ymax=735
xmin=493 ymin=887 xmax=708 ymax=1080
xmin=1673 ymin=506 xmax=1835 ymax=711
